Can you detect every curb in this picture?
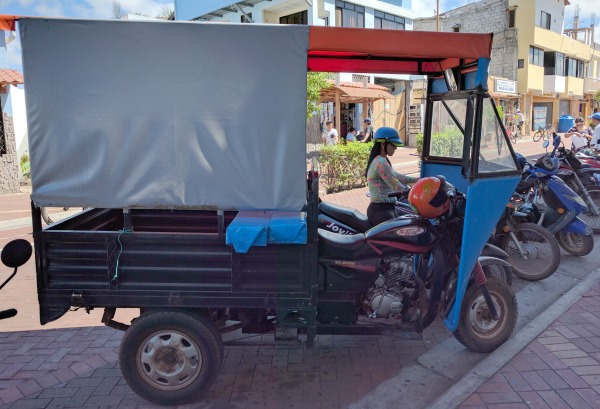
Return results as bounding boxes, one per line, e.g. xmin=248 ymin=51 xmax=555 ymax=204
xmin=428 ymin=266 xmax=600 ymax=409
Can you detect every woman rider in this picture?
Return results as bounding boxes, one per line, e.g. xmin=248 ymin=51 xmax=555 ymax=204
xmin=365 ymin=127 xmax=418 ymax=226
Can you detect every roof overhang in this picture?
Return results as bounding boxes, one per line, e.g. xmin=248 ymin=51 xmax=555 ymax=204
xmin=308 ymin=26 xmax=493 ymax=76
xmin=320 ymin=84 xmax=394 ymax=103
xmin=0 ymin=69 xmax=23 ymax=85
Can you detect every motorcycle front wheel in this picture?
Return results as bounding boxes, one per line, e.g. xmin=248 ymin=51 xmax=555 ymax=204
xmin=578 ymin=187 xmax=600 ymax=234
xmin=499 ymin=222 xmax=560 ymax=281
xmin=453 ymin=278 xmax=517 ymax=353
xmin=555 ymin=231 xmax=594 ymax=256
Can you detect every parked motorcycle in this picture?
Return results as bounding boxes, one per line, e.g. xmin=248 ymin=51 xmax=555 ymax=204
xmin=514 ymin=154 xmax=594 ymax=257
xmin=318 ymin=176 xmax=517 ymax=352
xmin=0 ymin=239 xmax=32 ymax=319
xmin=319 ymin=192 xmax=513 ymax=285
xmin=548 ymin=140 xmax=600 ymax=233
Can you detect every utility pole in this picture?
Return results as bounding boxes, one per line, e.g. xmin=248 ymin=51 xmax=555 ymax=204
xmin=436 ymin=0 xmax=440 ymax=31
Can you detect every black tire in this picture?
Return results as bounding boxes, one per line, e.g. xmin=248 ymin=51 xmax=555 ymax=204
xmin=453 ymin=278 xmax=517 ymax=353
xmin=555 ymin=231 xmax=594 ymax=256
xmin=499 ymin=222 xmax=560 ymax=281
xmin=415 ymin=248 xmax=444 ymax=329
xmin=119 ymin=310 xmax=223 ymax=406
xmin=509 ymin=133 xmax=517 ymax=144
xmin=532 ymin=131 xmax=543 ymax=142
xmin=578 ymin=188 xmax=600 ymax=234
xmin=482 ymin=264 xmax=513 ymax=287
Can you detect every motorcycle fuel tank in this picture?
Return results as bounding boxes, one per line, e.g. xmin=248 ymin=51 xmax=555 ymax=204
xmin=365 ymin=215 xmax=439 ymax=255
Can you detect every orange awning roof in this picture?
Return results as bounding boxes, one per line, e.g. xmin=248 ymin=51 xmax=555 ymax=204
xmin=0 ymin=69 xmax=23 ymax=85
xmin=320 ymin=84 xmax=393 ymax=103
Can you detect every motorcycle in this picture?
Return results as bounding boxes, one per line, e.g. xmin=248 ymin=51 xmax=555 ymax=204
xmin=491 ymin=200 xmax=560 ymax=282
xmin=547 ymin=138 xmax=600 ymax=233
xmin=0 ymin=239 xmax=32 ymax=319
xmin=514 ymin=154 xmax=594 ymax=257
xmin=318 ymin=176 xmax=517 ymax=352
xmin=319 ymin=192 xmax=513 ymax=285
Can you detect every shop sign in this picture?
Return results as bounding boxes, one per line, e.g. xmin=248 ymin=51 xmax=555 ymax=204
xmin=533 ymin=106 xmax=548 ymax=130
xmin=495 ymin=79 xmax=517 ymax=94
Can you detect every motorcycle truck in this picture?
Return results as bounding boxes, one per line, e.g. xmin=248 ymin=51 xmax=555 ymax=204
xmin=10 ymin=17 xmax=522 ymax=406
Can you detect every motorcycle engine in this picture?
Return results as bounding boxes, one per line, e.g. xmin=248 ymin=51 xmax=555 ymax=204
xmin=365 ymin=256 xmax=413 ymax=318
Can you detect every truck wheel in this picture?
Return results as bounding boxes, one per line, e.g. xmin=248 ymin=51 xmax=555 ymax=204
xmin=119 ymin=310 xmax=223 ymax=405
xmin=453 ymin=278 xmax=517 ymax=353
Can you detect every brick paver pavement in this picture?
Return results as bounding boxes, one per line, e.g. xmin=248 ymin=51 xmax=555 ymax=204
xmin=459 ymin=283 xmax=600 ymax=409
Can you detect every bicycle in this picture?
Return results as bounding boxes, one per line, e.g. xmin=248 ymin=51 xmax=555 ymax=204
xmin=532 ymin=124 xmax=553 ymax=142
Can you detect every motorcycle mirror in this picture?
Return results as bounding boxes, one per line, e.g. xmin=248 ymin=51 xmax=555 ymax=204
xmin=542 ymin=140 xmax=549 ymax=149
xmin=1 ymin=239 xmax=32 ymax=268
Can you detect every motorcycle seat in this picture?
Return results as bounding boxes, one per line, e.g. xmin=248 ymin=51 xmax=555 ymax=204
xmin=318 ymin=228 xmax=366 ymax=258
xmin=319 ymin=202 xmax=372 ymax=232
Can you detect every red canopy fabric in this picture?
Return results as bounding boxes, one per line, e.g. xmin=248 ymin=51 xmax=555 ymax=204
xmin=308 ymin=26 xmax=493 ymax=75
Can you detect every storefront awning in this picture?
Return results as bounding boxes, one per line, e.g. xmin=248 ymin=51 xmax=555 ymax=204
xmin=320 ymin=84 xmax=394 ymax=103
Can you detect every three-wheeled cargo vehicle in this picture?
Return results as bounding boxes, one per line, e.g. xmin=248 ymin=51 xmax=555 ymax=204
xmin=6 ymin=16 xmax=523 ymax=405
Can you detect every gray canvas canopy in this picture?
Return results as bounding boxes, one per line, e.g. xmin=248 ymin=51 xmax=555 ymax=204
xmin=20 ymin=18 xmax=309 ymax=211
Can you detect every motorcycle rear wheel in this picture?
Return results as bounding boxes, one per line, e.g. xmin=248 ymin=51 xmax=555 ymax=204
xmin=499 ymin=222 xmax=560 ymax=281
xmin=555 ymin=231 xmax=594 ymax=256
xmin=578 ymin=187 xmax=600 ymax=234
xmin=453 ymin=278 xmax=517 ymax=353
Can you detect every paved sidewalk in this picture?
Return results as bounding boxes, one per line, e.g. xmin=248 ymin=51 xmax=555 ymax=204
xmin=2 ymin=135 xmax=599 ymax=409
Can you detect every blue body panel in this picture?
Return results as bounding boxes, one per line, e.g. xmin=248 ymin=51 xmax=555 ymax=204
xmin=563 ymin=217 xmax=593 ymax=235
xmin=420 ymin=163 xmax=467 ymax=193
xmin=547 ymin=177 xmax=588 ymax=214
xmin=444 ymin=175 xmax=520 ymax=331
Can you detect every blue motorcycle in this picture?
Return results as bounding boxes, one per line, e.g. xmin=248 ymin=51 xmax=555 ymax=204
xmin=514 ymin=153 xmax=594 ymax=257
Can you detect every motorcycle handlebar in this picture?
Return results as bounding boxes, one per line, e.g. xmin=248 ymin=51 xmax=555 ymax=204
xmin=0 ymin=309 xmax=17 ymax=320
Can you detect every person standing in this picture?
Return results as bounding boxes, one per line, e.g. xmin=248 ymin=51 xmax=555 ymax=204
xmin=360 ymin=118 xmax=374 ymax=143
xmin=322 ymin=120 xmax=339 ymax=146
xmin=564 ymin=117 xmax=592 ymax=152
xmin=590 ymin=113 xmax=600 ymax=151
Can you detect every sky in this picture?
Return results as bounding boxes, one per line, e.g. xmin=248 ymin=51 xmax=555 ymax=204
xmin=2 ymin=0 xmax=600 ymax=72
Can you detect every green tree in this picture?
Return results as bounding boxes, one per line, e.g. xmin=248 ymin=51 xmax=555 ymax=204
xmin=307 ymin=72 xmax=332 ymax=122
xmin=595 ymin=89 xmax=600 ymax=108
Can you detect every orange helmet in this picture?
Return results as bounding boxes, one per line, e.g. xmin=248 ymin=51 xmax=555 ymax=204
xmin=408 ymin=176 xmax=451 ymax=218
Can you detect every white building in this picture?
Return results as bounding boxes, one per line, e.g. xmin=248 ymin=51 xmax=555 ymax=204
xmin=174 ymin=0 xmax=419 ymax=143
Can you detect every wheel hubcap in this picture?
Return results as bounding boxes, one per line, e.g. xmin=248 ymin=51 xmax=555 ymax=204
xmin=468 ymin=293 xmax=506 ymax=339
xmin=137 ymin=331 xmax=202 ymax=391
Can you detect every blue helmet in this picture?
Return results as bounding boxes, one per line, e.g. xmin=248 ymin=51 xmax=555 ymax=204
xmin=374 ymin=127 xmax=403 ymax=147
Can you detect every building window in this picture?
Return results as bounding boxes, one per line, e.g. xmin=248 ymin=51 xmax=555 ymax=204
xmin=564 ymin=57 xmax=585 ymax=78
xmin=280 ymin=10 xmax=307 ymax=25
xmin=540 ymin=11 xmax=551 ymax=29
xmin=544 ymin=52 xmax=565 ymax=76
xmin=452 ymin=24 xmax=460 ymax=32
xmin=529 ymin=46 xmax=544 ymax=67
xmin=508 ymin=9 xmax=515 ymax=28
xmin=374 ymin=10 xmax=405 ymax=30
xmin=518 ymin=59 xmax=524 ymax=69
xmin=335 ymin=1 xmax=364 ymax=28
xmin=241 ymin=12 xmax=252 ymax=23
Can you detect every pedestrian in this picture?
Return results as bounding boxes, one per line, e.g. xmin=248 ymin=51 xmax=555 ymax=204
xmin=364 ymin=127 xmax=417 ymax=226
xmin=360 ymin=118 xmax=374 ymax=143
xmin=564 ymin=117 xmax=592 ymax=152
xmin=345 ymin=127 xmax=357 ymax=143
xmin=322 ymin=120 xmax=339 ymax=146
xmin=590 ymin=113 xmax=600 ymax=151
